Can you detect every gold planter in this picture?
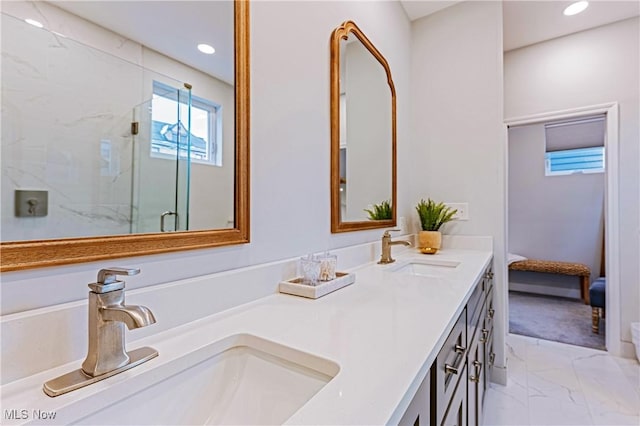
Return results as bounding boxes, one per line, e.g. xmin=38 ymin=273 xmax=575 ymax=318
xmin=418 ymin=231 xmax=442 ymax=254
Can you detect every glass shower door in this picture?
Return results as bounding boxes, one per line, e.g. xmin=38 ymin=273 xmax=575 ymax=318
xmin=174 ymin=86 xmax=192 ymax=232
xmin=131 ymin=82 xmax=192 ymax=233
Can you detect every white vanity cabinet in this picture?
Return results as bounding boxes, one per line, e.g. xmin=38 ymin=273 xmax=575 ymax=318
xmin=440 ymin=362 xmax=468 ymax=426
xmin=1 ymin=246 xmax=495 ymax=426
xmin=466 ymin=281 xmax=485 ymax=426
xmin=467 ymin=264 xmax=494 ymax=426
xmin=399 ymin=371 xmax=431 ymax=426
xmin=484 ymin=269 xmax=496 ymax=393
xmin=409 ymin=260 xmax=494 ymax=426
xmin=433 ymin=307 xmax=467 ymax=425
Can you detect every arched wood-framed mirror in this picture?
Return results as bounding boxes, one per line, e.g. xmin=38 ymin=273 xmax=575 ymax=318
xmin=0 ymin=0 xmax=250 ymax=271
xmin=330 ymin=20 xmax=397 ymax=233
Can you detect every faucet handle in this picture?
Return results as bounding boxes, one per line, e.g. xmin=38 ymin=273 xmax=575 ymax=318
xmin=98 ymin=267 xmax=140 ymax=284
xmin=383 ymin=229 xmax=401 ymax=237
xmin=89 ymin=267 xmax=140 ymax=293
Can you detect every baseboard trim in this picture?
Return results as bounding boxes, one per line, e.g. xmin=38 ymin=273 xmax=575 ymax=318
xmin=490 ymin=365 xmax=507 ymax=385
xmin=619 ymin=340 xmax=637 ymax=359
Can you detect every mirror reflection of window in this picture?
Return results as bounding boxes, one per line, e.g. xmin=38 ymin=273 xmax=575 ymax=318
xmin=151 ymin=81 xmax=222 ymax=166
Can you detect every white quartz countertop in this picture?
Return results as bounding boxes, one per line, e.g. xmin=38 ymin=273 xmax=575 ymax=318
xmin=2 ymin=247 xmax=492 ymax=425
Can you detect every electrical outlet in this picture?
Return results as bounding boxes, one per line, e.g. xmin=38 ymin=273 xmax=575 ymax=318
xmin=444 ymin=202 xmax=469 ymax=221
xmin=398 ymin=216 xmax=407 ymax=233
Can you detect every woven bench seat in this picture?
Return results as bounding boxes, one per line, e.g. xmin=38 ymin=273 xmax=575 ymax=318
xmin=509 ymin=259 xmax=591 ymax=304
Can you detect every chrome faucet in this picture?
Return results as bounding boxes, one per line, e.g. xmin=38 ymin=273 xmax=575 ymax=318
xmin=378 ymin=229 xmax=412 ymax=264
xmin=44 ymin=267 xmax=158 ymax=397
xmin=82 ymin=267 xmax=156 ymax=376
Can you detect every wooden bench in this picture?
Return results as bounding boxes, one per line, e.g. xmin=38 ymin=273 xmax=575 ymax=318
xmin=509 ymin=259 xmax=591 ymax=304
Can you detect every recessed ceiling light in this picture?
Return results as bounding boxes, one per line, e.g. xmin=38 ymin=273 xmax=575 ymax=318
xmin=197 ymin=44 xmax=215 ymax=55
xmin=24 ymin=18 xmax=44 ymax=28
xmin=563 ymin=1 xmax=589 ymax=16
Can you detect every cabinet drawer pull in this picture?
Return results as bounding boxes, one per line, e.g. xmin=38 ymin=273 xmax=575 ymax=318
xmin=444 ymin=364 xmax=459 ymax=375
xmin=472 ymin=360 xmax=483 ymax=380
xmin=488 ymin=308 xmax=495 ymax=319
xmin=484 ymin=271 xmax=494 ymax=279
xmin=489 ymin=353 xmax=496 ymax=365
xmin=480 ymin=329 xmax=489 ymax=342
xmin=444 ymin=344 xmax=466 ymax=376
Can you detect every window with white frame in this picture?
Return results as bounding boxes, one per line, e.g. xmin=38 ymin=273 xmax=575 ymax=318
xmin=150 ymin=81 xmax=222 ymax=166
xmin=544 ymin=115 xmax=605 ymax=176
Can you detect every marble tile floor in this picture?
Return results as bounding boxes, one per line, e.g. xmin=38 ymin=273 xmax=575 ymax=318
xmin=484 ymin=334 xmax=640 ymax=426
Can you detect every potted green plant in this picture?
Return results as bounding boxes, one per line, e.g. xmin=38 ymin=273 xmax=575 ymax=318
xmin=364 ymin=200 xmax=392 ymax=220
xmin=415 ymin=198 xmax=457 ymax=254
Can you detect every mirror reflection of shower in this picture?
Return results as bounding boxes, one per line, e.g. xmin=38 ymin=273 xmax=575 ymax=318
xmin=131 ymin=82 xmax=194 ymax=233
xmin=1 ymin=8 xmax=236 ymax=242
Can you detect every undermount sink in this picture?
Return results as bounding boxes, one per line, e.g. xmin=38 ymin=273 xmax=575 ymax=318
xmin=75 ymin=334 xmax=339 ymax=425
xmin=389 ymin=258 xmax=461 ymax=278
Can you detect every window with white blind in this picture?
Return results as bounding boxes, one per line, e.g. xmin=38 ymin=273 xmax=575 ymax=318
xmin=545 ymin=146 xmax=605 ymax=175
xmin=544 ymin=115 xmax=605 ymax=176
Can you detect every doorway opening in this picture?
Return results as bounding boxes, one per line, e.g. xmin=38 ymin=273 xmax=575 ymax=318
xmin=504 ymin=103 xmax=620 ymax=353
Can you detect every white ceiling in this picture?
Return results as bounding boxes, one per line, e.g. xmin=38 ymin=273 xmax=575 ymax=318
xmin=400 ymin=0 xmax=640 ymax=51
xmin=400 ymin=0 xmax=462 ymax=20
xmin=51 ymin=1 xmax=235 ymax=84
xmin=46 ymin=1 xmax=640 ymax=80
xmin=502 ymin=1 xmax=640 ymax=51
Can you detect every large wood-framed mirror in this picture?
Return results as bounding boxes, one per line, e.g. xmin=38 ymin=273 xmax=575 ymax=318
xmin=0 ymin=0 xmax=250 ymax=271
xmin=330 ymin=20 xmax=396 ymax=233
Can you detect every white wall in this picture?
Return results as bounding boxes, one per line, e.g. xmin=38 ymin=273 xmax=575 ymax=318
xmin=508 ymin=123 xmax=605 ymax=296
xmin=240 ymin=0 xmax=411 ymax=256
xmin=504 ymin=17 xmax=640 ymax=350
xmin=1 ymin=1 xmax=412 ymax=314
xmin=410 ymin=2 xmax=506 ymax=379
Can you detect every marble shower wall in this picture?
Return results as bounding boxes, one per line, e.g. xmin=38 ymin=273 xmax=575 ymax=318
xmin=1 ymin=1 xmax=235 ymax=241
xmin=1 ymin=12 xmax=141 ymax=240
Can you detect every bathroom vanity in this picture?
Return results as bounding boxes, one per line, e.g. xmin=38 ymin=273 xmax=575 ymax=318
xmin=398 ymin=260 xmax=495 ymax=426
xmin=1 ymin=244 xmax=494 ymax=425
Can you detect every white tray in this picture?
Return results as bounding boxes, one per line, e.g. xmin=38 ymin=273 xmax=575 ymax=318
xmin=278 ymin=272 xmax=355 ymax=299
